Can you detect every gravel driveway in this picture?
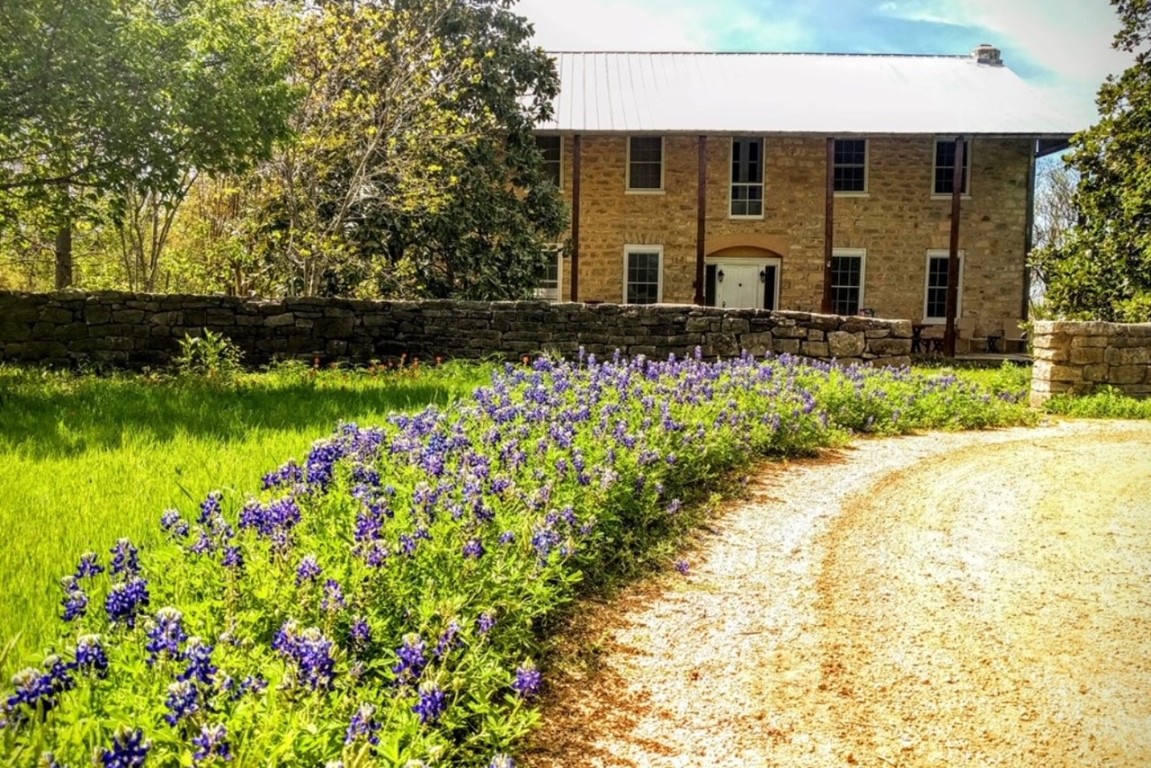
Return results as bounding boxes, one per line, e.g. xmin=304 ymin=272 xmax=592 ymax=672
xmin=525 ymin=420 xmax=1151 ymax=767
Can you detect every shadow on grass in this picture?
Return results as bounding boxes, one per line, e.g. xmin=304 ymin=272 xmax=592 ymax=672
xmin=0 ymin=370 xmax=482 ymax=458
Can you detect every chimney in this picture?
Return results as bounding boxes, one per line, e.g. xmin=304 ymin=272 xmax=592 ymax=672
xmin=972 ymin=43 xmax=1003 ymax=66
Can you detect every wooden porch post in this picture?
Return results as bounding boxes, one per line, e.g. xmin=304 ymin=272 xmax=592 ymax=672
xmin=944 ymin=136 xmax=965 ymax=357
xmin=821 ymin=137 xmax=835 ymax=314
xmin=571 ymin=134 xmax=582 ymax=302
xmin=694 ymin=135 xmax=707 ymax=305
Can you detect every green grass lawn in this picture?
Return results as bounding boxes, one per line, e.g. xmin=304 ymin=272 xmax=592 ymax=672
xmin=0 ymin=362 xmax=487 ymax=675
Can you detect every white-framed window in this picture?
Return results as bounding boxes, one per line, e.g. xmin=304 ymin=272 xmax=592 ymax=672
xmin=623 ymin=246 xmax=663 ymax=304
xmin=626 ymin=136 xmax=664 ymax=192
xmin=833 ymin=139 xmax=868 ymax=194
xmin=730 ymin=137 xmax=764 ymax=217
xmin=933 ymin=138 xmax=970 ymax=196
xmin=533 ymin=246 xmax=563 ymax=301
xmin=535 ymin=135 xmax=562 ymax=188
xmin=830 ymin=248 xmax=866 ymax=316
xmin=923 ymin=249 xmax=964 ymax=322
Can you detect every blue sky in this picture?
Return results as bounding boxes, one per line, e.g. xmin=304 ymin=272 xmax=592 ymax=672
xmin=516 ymin=0 xmax=1133 ymax=127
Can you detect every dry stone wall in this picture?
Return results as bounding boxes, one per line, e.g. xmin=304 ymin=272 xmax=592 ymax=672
xmin=1031 ymin=320 xmax=1151 ymax=405
xmin=0 ymin=291 xmax=912 ymax=370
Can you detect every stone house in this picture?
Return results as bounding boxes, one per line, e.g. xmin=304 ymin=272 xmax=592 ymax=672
xmin=532 ymin=47 xmax=1078 ymax=352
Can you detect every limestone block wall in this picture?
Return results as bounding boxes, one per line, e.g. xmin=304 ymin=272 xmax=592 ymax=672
xmin=0 ymin=291 xmax=912 ymax=370
xmin=1031 ymin=320 xmax=1151 ymax=405
xmin=555 ymin=134 xmax=1031 ymax=348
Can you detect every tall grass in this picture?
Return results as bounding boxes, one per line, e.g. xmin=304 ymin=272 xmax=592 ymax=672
xmin=0 ymin=362 xmax=487 ymax=674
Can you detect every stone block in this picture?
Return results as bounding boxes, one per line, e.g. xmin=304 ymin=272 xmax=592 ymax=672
xmin=1070 ymin=347 xmax=1105 ymax=365
xmin=266 ymin=312 xmax=296 ymax=328
xmin=801 ymin=340 xmax=830 ymax=357
xmin=1031 ymin=333 xmax=1070 ymax=350
xmin=774 ymin=339 xmax=801 ymax=355
xmin=1032 ymin=346 xmax=1070 ymax=363
xmin=867 ymin=338 xmax=912 ymax=356
xmin=1082 ymin=364 xmax=1110 ymax=383
xmin=111 ymin=309 xmax=146 ymax=324
xmin=1070 ymin=335 xmax=1108 ymax=348
xmin=721 ymin=317 xmax=750 ymax=334
xmin=828 ymin=331 xmax=865 ymax=358
xmin=864 ymin=328 xmax=891 ymax=339
xmin=740 ymin=331 xmax=773 ymax=356
xmin=807 ymin=328 xmax=824 ymax=341
xmin=1110 ymin=365 xmax=1145 ymax=385
xmin=1033 ymin=360 xmax=1083 ymax=383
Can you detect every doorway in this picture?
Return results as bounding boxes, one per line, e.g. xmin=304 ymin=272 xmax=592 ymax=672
xmin=705 ymin=256 xmax=780 ymax=310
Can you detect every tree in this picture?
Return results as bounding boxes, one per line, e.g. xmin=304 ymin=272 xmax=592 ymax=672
xmin=251 ymin=0 xmax=566 ymax=298
xmin=1029 ymin=0 xmax=1151 ymax=321
xmin=0 ymin=0 xmax=296 ymax=289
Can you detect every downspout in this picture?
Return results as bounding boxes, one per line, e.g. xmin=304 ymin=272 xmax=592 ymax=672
xmin=1022 ymin=139 xmax=1038 ymax=321
xmin=821 ymin=137 xmax=835 ymax=314
xmin=694 ymin=135 xmax=707 ymax=305
xmin=571 ymin=134 xmax=582 ymax=302
xmin=943 ymin=136 xmax=965 ymax=358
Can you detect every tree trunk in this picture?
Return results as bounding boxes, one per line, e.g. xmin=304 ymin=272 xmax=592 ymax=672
xmin=54 ymin=222 xmax=73 ymax=289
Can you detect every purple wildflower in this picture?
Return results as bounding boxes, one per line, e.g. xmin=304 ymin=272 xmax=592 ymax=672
xmin=146 ymin=607 xmax=187 ymax=665
xmin=462 ymin=538 xmax=485 ymax=559
xmin=477 ymin=612 xmax=496 ymax=636
xmin=6 ymin=668 xmax=55 ymax=713
xmin=345 ymin=703 xmax=380 ymax=745
xmin=434 ymin=621 xmax=459 ymax=659
xmin=498 ymin=531 xmax=516 ymax=545
xmin=60 ymin=578 xmax=88 ymax=622
xmin=160 ymin=509 xmax=189 ymax=537
xmin=512 ymin=660 xmax=542 ymax=699
xmin=75 ymin=634 xmax=109 ymax=677
xmin=391 ymin=634 xmax=427 ymax=685
xmin=99 ymin=728 xmax=149 ymax=768
xmin=163 ymin=680 xmax=199 ymax=725
xmin=74 ymin=552 xmax=103 ymax=579
xmin=274 ymin=623 xmax=336 ymax=690
xmin=489 ymin=756 xmax=516 ymax=768
xmin=221 ymin=546 xmax=243 ymax=570
xmin=350 ymin=618 xmax=372 ymax=650
xmin=191 ymin=723 xmax=231 ymax=764
xmin=109 ymin=538 xmax=140 ymax=577
xmin=666 ymin=498 xmax=683 ymax=515
xmin=296 ymin=554 xmax=322 ymax=585
xmin=198 ymin=491 xmax=222 ymax=524
xmin=105 ymin=577 xmax=149 ymax=628
xmin=178 ymin=637 xmax=217 ymax=687
xmin=322 ymin=579 xmax=346 ymax=612
xmin=412 ymin=682 xmax=447 ymax=725
xmin=674 ymin=559 xmax=690 ymax=575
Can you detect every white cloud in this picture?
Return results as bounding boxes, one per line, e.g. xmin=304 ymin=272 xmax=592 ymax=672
xmin=516 ymin=0 xmax=715 ymax=51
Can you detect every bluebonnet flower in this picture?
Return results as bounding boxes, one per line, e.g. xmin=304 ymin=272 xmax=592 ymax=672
xmin=189 ymin=531 xmax=216 ymax=556
xmin=160 ymin=509 xmax=190 ymax=538
xmin=350 ymin=617 xmax=372 ymax=649
xmin=262 ymin=459 xmax=303 ymax=490
xmin=274 ymin=622 xmax=336 ymax=690
xmin=191 ymin=723 xmax=231 ymax=764
xmin=322 ymin=579 xmax=346 ymax=612
xmin=43 ymin=655 xmax=73 ymax=696
xmin=99 ymin=727 xmax=149 ymax=768
xmin=489 ymin=755 xmax=516 ymax=768
xmin=512 ymin=660 xmax=542 ymax=699
xmin=412 ymin=682 xmax=447 ymax=725
xmin=296 ymin=554 xmax=322 ymax=585
xmin=462 ymin=538 xmax=485 ymax=559
xmin=498 ymin=530 xmax=515 ymax=545
xmin=221 ymin=546 xmax=243 ymax=570
xmin=60 ymin=577 xmax=88 ymax=622
xmin=75 ymin=634 xmax=109 ymax=677
xmin=163 ymin=680 xmax=199 ymax=725
xmin=145 ymin=607 xmax=187 ymax=665
xmin=477 ymin=612 xmax=496 ymax=636
xmin=391 ymin=634 xmax=426 ymax=685
xmin=221 ymin=675 xmax=266 ymax=701
xmin=239 ymin=497 xmax=301 ymax=539
xmin=359 ymin=541 xmax=389 ymax=568
xmin=666 ymin=498 xmax=683 ymax=515
xmin=399 ymin=534 xmax=418 ymax=557
xmin=179 ymin=637 xmax=217 ymax=687
xmin=674 ymin=559 xmax=690 ymax=575
xmin=40 ymin=753 xmax=64 ymax=768
xmin=109 ymin=538 xmax=139 ymax=577
xmin=6 ymin=667 xmax=55 ymax=713
xmin=345 ymin=703 xmax=380 ymax=745
xmin=74 ymin=552 xmax=103 ymax=579
xmin=434 ymin=622 xmax=459 ymax=659
xmin=105 ymin=577 xmax=149 ymax=627
xmin=198 ymin=491 xmax=222 ymax=524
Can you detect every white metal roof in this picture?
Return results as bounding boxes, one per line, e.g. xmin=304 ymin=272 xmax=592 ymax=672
xmin=538 ymin=52 xmax=1080 ymax=137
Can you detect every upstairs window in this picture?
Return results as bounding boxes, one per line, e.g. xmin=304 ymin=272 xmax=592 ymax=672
xmin=933 ymin=139 xmax=969 ymax=195
xmin=535 ymin=136 xmax=562 ymax=188
xmin=731 ymin=137 xmax=764 ymax=217
xmin=627 ymin=137 xmax=663 ymax=191
xmin=833 ymin=139 xmax=867 ymax=193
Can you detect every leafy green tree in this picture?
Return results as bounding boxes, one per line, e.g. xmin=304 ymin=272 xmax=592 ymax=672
xmin=252 ymin=0 xmax=566 ymax=298
xmin=0 ymin=0 xmax=296 ymax=289
xmin=1030 ymin=0 xmax=1151 ymax=321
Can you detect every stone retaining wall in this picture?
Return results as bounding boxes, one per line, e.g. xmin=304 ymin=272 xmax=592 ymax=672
xmin=1031 ymin=320 xmax=1151 ymax=405
xmin=0 ymin=291 xmax=912 ymax=370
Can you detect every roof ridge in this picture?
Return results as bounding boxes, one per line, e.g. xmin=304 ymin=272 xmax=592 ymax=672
xmin=546 ymin=50 xmax=970 ymax=58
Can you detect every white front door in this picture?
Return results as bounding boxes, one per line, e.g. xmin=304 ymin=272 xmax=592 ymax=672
xmin=715 ymin=264 xmax=761 ymax=309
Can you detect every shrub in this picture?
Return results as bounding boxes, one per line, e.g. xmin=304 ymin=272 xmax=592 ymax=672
xmin=175 ymin=330 xmax=244 ymax=381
